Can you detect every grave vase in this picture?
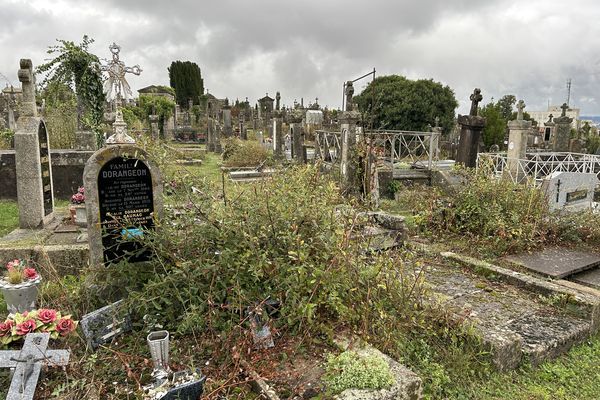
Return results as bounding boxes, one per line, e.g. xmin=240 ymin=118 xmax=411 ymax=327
xmin=147 ymin=330 xmax=170 ymax=380
xmin=75 ymin=204 xmax=87 ymax=227
xmin=0 ymin=276 xmax=42 ymax=314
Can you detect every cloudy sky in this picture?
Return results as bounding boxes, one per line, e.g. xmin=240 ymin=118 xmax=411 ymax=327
xmin=2 ymin=0 xmax=600 ymax=115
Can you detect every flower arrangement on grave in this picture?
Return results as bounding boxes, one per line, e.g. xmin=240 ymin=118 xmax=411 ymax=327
xmin=1 ymin=259 xmax=39 ymax=285
xmin=0 ymin=309 xmax=78 ymax=345
xmin=71 ymin=186 xmax=86 ymax=204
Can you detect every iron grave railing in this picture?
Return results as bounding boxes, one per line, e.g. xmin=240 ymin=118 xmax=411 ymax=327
xmin=476 ymin=152 xmax=600 ymax=185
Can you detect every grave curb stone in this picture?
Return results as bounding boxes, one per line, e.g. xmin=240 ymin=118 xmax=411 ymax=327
xmin=333 ymin=334 xmax=423 ymax=400
xmin=434 ymin=249 xmax=600 ymax=333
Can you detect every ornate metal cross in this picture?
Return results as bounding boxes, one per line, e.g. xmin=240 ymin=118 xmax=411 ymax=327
xmin=100 ymin=42 xmax=142 ymax=106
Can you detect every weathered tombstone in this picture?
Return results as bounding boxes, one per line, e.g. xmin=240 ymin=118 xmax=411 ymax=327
xmin=149 ymin=114 xmax=160 ymax=140
xmin=290 ymin=123 xmax=305 ymax=163
xmin=543 ymin=114 xmax=555 ymax=143
xmin=552 ymin=103 xmax=572 ymax=152
xmin=339 ymin=108 xmax=361 ymax=186
xmin=506 ymin=100 xmax=532 ymax=180
xmin=541 ymin=171 xmax=598 ymax=212
xmin=222 ymin=106 xmax=232 ymax=137
xmin=80 ymin=299 xmax=132 ymax=350
xmin=456 ymin=88 xmax=486 ymax=167
xmin=272 ymin=117 xmax=283 ymax=157
xmin=0 ymin=333 xmax=70 ymax=400
xmin=14 ymin=59 xmax=54 ymax=229
xmin=83 ymin=118 xmax=163 ymax=266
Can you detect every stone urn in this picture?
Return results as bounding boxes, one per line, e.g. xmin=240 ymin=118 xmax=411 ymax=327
xmin=0 ymin=276 xmax=42 ymax=314
xmin=74 ymin=204 xmax=87 ymax=227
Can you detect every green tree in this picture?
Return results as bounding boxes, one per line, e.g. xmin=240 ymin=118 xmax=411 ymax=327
xmin=354 ymin=75 xmax=458 ymax=134
xmin=36 ymin=35 xmax=105 ymax=144
xmin=168 ymin=61 xmax=204 ymax=108
xmin=41 ymin=82 xmax=78 ymax=148
xmin=496 ymin=94 xmax=516 ymax=120
xmin=480 ymin=102 xmax=506 ymax=148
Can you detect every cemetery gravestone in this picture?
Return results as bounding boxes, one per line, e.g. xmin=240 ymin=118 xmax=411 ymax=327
xmin=541 ymin=171 xmax=598 ymax=212
xmin=552 ymin=103 xmax=572 ymax=152
xmin=14 ymin=59 xmax=55 ymax=229
xmin=84 ymin=144 xmax=163 ymax=266
xmin=506 ymin=100 xmax=531 ymax=180
xmin=456 ymin=88 xmax=486 ymax=168
xmin=80 ymin=299 xmax=132 ymax=349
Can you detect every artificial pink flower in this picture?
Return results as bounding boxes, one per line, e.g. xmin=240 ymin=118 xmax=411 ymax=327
xmin=37 ymin=309 xmax=57 ymax=324
xmin=0 ymin=320 xmax=13 ymax=336
xmin=23 ymin=268 xmax=38 ymax=280
xmin=16 ymin=319 xmax=36 ymax=335
xmin=56 ymin=318 xmax=75 ymax=336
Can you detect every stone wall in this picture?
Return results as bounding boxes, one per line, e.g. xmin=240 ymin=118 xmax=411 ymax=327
xmin=0 ymin=149 xmax=94 ymax=200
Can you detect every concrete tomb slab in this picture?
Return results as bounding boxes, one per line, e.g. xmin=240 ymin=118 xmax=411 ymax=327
xmin=505 ymin=247 xmax=600 ymax=279
xmin=571 ymin=268 xmax=600 ymax=290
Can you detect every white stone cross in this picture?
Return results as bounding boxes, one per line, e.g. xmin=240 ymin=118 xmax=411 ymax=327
xmin=0 ymin=333 xmax=70 ymax=400
xmin=517 ymin=100 xmax=525 ymax=121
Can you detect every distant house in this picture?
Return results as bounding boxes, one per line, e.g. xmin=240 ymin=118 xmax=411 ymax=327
xmin=529 ymin=105 xmax=580 ymax=131
xmin=137 ymin=85 xmax=175 ymax=101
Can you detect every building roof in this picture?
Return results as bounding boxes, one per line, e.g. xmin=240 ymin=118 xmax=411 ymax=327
xmin=137 ymin=85 xmax=175 ymax=95
xmin=259 ymin=95 xmax=274 ymax=102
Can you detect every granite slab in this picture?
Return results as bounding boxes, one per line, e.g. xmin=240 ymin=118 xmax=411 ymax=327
xmin=505 ymin=247 xmax=600 ymax=279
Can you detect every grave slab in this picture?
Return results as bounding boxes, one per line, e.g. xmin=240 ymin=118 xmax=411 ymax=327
xmin=571 ymin=268 xmax=600 ymax=290
xmin=505 ymin=247 xmax=600 ymax=279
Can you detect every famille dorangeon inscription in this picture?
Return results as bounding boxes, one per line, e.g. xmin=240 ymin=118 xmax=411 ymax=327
xmin=98 ymin=156 xmax=154 ymax=264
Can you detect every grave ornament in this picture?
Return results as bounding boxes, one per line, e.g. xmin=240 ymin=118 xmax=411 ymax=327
xmin=469 ymin=88 xmax=483 ymax=116
xmin=100 ymin=42 xmax=142 ymax=106
xmin=0 ymin=333 xmax=70 ymax=400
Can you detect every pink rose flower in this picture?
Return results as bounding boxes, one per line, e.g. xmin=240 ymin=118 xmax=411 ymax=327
xmin=0 ymin=320 xmax=13 ymax=336
xmin=37 ymin=309 xmax=57 ymax=324
xmin=23 ymin=268 xmax=38 ymax=280
xmin=16 ymin=319 xmax=36 ymax=335
xmin=56 ymin=318 xmax=75 ymax=336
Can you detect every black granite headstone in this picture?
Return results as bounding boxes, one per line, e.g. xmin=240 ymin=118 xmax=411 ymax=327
xmin=38 ymin=121 xmax=53 ymax=216
xmin=98 ymin=156 xmax=154 ymax=264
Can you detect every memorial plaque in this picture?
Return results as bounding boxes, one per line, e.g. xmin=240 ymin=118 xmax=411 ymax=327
xmin=80 ymin=300 xmax=132 ymax=350
xmin=566 ymin=189 xmax=588 ymax=204
xmin=38 ymin=121 xmax=53 ymax=216
xmin=98 ymin=156 xmax=154 ymax=264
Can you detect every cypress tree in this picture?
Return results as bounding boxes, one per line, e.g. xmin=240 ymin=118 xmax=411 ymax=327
xmin=168 ymin=61 xmax=204 ymax=108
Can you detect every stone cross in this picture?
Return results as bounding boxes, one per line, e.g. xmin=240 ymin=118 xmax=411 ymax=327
xmin=17 ymin=59 xmax=36 ymax=118
xmin=561 ymin=102 xmax=568 ymax=117
xmin=0 ymin=333 xmax=70 ymax=399
xmin=434 ymin=116 xmax=440 ymax=127
xmin=547 ymin=114 xmax=554 ymax=123
xmin=275 ymin=91 xmax=281 ymax=111
xmin=469 ymin=88 xmax=483 ymax=116
xmin=345 ymin=81 xmax=354 ymax=111
xmin=517 ymin=100 xmax=525 ymax=121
